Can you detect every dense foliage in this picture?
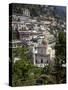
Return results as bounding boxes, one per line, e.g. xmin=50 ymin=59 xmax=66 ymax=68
xmin=53 ymin=31 xmax=66 ymax=83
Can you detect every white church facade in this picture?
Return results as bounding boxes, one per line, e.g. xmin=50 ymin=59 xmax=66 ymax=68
xmin=33 ymin=39 xmax=55 ymax=67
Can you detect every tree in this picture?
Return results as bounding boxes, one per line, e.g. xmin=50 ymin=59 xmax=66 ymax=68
xmin=54 ymin=31 xmax=66 ymax=83
xmin=55 ymin=31 xmax=66 ymax=63
xmin=12 ymin=46 xmax=42 ymax=86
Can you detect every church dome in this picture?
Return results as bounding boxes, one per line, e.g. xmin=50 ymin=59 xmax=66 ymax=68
xmin=42 ymin=38 xmax=48 ymax=45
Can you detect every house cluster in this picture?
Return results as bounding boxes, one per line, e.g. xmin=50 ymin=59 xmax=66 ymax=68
xmin=10 ymin=8 xmax=65 ymax=67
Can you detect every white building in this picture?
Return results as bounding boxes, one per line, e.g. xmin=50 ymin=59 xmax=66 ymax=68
xmin=23 ymin=9 xmax=30 ymax=17
xmin=33 ymin=39 xmax=55 ymax=67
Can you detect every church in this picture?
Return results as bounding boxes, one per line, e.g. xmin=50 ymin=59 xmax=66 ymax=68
xmin=33 ymin=38 xmax=55 ymax=67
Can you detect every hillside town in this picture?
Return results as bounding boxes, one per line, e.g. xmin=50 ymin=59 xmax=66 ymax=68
xmin=9 ymin=4 xmax=66 ymax=86
xmin=10 ymin=8 xmax=66 ymax=67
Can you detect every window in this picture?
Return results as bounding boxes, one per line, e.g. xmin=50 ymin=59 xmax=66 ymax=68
xmin=36 ymin=59 xmax=37 ymax=64
xmin=41 ymin=59 xmax=43 ymax=63
xmin=47 ymin=60 xmax=48 ymax=63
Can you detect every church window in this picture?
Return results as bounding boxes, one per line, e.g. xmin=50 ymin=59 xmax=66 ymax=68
xmin=36 ymin=59 xmax=37 ymax=64
xmin=41 ymin=59 xmax=43 ymax=63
